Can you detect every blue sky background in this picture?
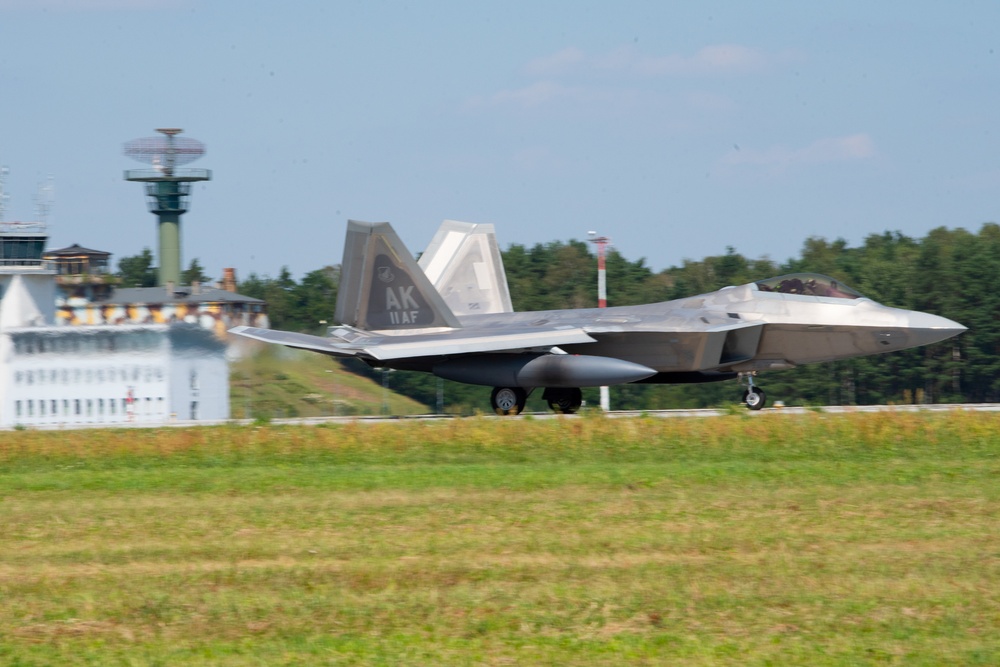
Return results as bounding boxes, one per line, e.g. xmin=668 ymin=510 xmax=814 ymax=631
xmin=0 ymin=1 xmax=998 ymax=283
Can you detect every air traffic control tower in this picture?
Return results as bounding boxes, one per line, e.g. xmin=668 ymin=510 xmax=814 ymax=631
xmin=124 ymin=128 xmax=211 ymax=287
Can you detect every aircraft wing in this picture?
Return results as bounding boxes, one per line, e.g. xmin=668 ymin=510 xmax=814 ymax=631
xmin=230 ymin=325 xmax=597 ymax=361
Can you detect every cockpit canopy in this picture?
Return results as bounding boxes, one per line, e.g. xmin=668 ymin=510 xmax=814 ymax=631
xmin=754 ymin=273 xmax=865 ymax=300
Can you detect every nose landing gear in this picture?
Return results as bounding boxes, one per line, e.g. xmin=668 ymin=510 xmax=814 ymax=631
xmin=739 ymin=372 xmax=766 ymax=410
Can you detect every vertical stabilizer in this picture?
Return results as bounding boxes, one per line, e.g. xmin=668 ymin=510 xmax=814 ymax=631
xmin=334 ymin=220 xmax=462 ymax=331
xmin=418 ymin=220 xmax=513 ymax=315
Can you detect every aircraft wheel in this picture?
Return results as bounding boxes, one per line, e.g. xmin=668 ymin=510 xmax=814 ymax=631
xmin=742 ymin=388 xmax=766 ymax=410
xmin=544 ymin=387 xmax=583 ymax=414
xmin=491 ymin=387 xmax=527 ymax=416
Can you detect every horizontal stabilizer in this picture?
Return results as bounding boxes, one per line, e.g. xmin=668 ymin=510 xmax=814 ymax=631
xmin=228 ymin=326 xmax=365 ymax=357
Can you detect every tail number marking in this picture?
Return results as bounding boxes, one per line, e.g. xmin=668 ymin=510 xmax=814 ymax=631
xmin=386 ymin=286 xmax=421 ymax=325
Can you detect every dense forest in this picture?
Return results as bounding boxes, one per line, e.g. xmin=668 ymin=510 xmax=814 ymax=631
xmin=124 ymin=224 xmax=995 ymax=413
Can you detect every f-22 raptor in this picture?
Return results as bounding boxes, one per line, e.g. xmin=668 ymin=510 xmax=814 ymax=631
xmin=231 ymin=220 xmax=966 ymax=415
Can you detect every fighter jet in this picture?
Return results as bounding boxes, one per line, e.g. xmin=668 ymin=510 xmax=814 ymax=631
xmin=230 ymin=220 xmax=966 ymax=415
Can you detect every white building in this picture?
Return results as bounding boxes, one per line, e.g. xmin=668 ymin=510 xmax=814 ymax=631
xmin=2 ymin=323 xmax=228 ymax=426
xmin=0 ymin=222 xmax=229 ymax=427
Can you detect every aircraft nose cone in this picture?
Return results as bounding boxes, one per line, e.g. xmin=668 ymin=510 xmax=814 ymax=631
xmin=908 ymin=312 xmax=967 ymax=346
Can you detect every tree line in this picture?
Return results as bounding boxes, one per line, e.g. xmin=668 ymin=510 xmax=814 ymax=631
xmin=117 ymin=224 xmax=995 ymax=412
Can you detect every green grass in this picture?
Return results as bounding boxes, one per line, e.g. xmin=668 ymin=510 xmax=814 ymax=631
xmin=229 ymin=346 xmax=428 ymax=419
xmin=1 ymin=413 xmax=998 ymax=665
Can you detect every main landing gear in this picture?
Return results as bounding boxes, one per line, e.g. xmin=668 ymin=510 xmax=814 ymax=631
xmin=738 ymin=372 xmax=766 ymax=410
xmin=489 ymin=387 xmax=584 ymax=416
xmin=542 ymin=387 xmax=583 ymax=414
xmin=491 ymin=387 xmax=527 ymax=416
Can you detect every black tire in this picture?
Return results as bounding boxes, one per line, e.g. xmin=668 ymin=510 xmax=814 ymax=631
xmin=545 ymin=387 xmax=583 ymax=414
xmin=491 ymin=387 xmax=527 ymax=416
xmin=742 ymin=388 xmax=766 ymax=410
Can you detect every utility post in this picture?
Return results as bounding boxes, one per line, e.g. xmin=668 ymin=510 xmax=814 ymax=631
xmin=588 ymin=231 xmax=611 ymax=412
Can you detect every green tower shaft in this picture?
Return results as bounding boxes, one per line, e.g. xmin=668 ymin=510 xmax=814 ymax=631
xmin=158 ymin=215 xmax=180 ymax=287
xmin=149 ymin=179 xmax=188 ymax=288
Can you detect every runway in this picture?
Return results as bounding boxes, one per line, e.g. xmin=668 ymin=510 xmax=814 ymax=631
xmin=10 ymin=402 xmax=1000 ymax=431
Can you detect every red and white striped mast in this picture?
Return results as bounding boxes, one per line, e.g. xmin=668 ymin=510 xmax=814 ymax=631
xmin=589 ymin=231 xmax=611 ymax=411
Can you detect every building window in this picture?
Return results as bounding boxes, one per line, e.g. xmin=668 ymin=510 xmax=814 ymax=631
xmin=190 ymin=370 xmax=199 ymax=390
xmin=15 ymin=400 xmax=22 ymax=417
xmin=74 ymin=399 xmax=81 ymax=416
xmin=190 ymin=401 xmax=198 ymax=420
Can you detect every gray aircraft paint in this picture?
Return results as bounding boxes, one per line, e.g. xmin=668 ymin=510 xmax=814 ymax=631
xmin=233 ymin=220 xmax=966 ymax=412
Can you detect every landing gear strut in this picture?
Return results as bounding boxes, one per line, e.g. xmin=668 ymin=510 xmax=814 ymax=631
xmin=738 ymin=372 xmax=766 ymax=410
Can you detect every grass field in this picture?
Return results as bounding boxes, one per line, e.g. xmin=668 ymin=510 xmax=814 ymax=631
xmin=229 ymin=346 xmax=428 ymax=419
xmin=1 ymin=412 xmax=998 ymax=665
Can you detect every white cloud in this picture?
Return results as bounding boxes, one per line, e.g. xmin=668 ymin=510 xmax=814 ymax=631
xmin=511 ymin=146 xmax=570 ymax=173
xmin=523 ymin=47 xmax=587 ymax=78
xmin=472 ymin=81 xmax=574 ymax=109
xmin=722 ymin=134 xmax=876 ymax=169
xmin=522 ymin=43 xmax=783 ymax=78
xmin=471 ymin=43 xmax=778 ymax=114
xmin=0 ymin=0 xmax=182 ymax=10
xmin=600 ymin=43 xmax=771 ymax=76
xmin=464 ymin=80 xmax=642 ymax=112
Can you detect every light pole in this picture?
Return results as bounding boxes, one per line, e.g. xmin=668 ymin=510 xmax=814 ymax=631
xmin=588 ymin=231 xmax=611 ymax=412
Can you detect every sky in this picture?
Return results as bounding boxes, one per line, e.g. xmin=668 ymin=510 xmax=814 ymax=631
xmin=0 ymin=1 xmax=998 ymax=284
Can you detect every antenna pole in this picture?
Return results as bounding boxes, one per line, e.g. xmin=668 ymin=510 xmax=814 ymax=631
xmin=34 ymin=175 xmax=54 ymax=224
xmin=0 ymin=166 xmax=9 ymax=222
